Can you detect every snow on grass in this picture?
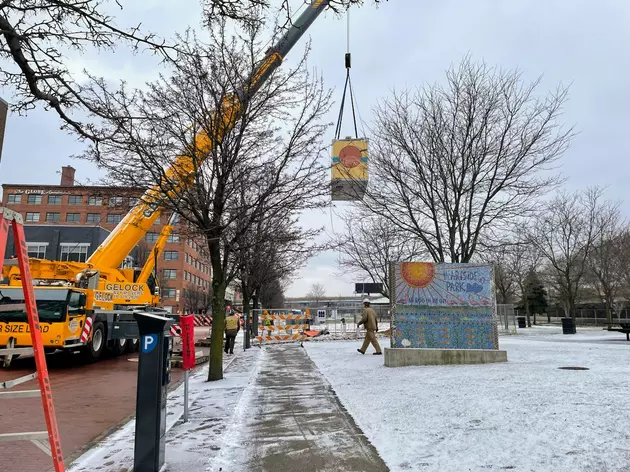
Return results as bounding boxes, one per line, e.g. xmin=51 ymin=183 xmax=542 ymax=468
xmin=304 ymin=331 xmax=630 ymax=472
xmin=67 ymin=346 xmax=260 ymax=472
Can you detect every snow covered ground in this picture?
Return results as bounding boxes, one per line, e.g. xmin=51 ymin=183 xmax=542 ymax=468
xmin=304 ymin=329 xmax=630 ymax=472
xmin=67 ymin=348 xmax=260 ymax=472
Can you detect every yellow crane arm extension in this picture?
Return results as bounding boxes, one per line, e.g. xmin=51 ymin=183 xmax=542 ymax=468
xmin=87 ymin=1 xmax=331 ymax=271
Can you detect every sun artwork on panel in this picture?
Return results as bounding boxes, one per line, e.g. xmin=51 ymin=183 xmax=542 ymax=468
xmin=339 ymin=144 xmax=362 ymax=169
xmin=400 ymin=262 xmax=435 ymax=288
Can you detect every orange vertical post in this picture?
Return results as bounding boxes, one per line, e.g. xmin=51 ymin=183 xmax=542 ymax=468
xmin=0 ymin=208 xmax=65 ymax=471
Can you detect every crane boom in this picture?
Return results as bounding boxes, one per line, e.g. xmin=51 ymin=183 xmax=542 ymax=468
xmin=136 ymin=213 xmax=176 ymax=284
xmin=87 ymin=0 xmax=331 ymax=270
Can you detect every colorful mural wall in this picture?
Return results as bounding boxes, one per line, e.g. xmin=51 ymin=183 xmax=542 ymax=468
xmin=390 ymin=262 xmax=499 ymax=350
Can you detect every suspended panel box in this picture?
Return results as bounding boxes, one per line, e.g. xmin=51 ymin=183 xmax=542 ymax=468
xmin=331 ymin=138 xmax=368 ymax=201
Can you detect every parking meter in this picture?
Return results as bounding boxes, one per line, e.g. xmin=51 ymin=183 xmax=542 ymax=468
xmin=133 ymin=312 xmax=173 ymax=472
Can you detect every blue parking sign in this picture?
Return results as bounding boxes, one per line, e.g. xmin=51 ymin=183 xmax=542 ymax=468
xmin=141 ymin=334 xmax=158 ymax=353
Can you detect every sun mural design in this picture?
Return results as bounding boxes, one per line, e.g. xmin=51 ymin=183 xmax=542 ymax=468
xmin=400 ymin=262 xmax=435 ymax=288
xmin=338 ymin=144 xmax=362 ymax=169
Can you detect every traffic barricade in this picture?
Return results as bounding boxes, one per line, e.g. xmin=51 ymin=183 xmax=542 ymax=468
xmin=253 ymin=309 xmax=309 ymax=345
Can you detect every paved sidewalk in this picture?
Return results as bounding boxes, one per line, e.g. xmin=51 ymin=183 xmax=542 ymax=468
xmin=211 ymin=344 xmax=388 ymax=472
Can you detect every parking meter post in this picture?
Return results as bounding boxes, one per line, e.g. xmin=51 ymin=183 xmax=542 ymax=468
xmin=179 ymin=315 xmax=195 ymax=424
xmin=133 ymin=313 xmax=173 ymax=472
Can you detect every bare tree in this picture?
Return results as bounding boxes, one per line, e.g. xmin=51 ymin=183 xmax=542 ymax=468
xmin=0 ymin=0 xmax=381 ymax=141
xmin=182 ymin=286 xmax=213 ymax=314
xmin=258 ymin=277 xmax=286 ymax=308
xmin=585 ymin=202 xmax=628 ymax=327
xmin=236 ymin=209 xmax=319 ymax=315
xmin=0 ymin=0 xmax=178 ymax=140
xmin=528 ymin=188 xmax=605 ymax=320
xmin=361 ymin=56 xmax=572 ymax=264
xmin=479 ymin=244 xmax=519 ymax=304
xmin=80 ymin=17 xmax=331 ymax=381
xmin=332 ymin=206 xmax=424 ymax=298
xmin=307 ymin=282 xmax=326 ymax=304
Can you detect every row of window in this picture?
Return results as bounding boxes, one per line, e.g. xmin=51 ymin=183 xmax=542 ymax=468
xmin=27 ymin=244 xmax=185 ymax=266
xmin=24 ymin=212 xmax=126 ymax=224
xmin=7 ymin=194 xmax=138 ymax=206
xmin=27 ymin=243 xmax=90 ymax=262
xmin=183 ymin=270 xmax=210 ymax=289
xmin=184 ymin=252 xmax=210 ymax=275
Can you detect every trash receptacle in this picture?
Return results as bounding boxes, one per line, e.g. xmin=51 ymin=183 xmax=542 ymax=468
xmin=517 ymin=316 xmax=527 ymax=328
xmin=561 ymin=317 xmax=576 ymax=334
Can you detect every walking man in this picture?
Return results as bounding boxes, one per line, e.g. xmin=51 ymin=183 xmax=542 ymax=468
xmin=357 ymin=298 xmax=382 ymax=355
xmin=224 ymin=309 xmax=240 ymax=355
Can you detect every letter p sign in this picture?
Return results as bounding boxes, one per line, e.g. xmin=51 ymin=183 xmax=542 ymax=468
xmin=142 ymin=334 xmax=158 ymax=353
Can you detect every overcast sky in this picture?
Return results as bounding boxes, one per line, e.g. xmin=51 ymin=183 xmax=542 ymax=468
xmin=0 ymin=0 xmax=629 ymax=298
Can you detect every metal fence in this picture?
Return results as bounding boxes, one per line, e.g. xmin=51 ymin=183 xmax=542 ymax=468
xmin=496 ymin=304 xmax=517 ymax=331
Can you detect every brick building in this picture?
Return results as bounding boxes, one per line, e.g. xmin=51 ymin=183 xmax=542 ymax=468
xmin=1 ymin=165 xmax=215 ymax=313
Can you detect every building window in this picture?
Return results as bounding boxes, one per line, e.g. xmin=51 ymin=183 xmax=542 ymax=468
xmin=128 ymin=197 xmax=139 ymax=207
xmin=164 ymin=251 xmax=178 ymax=261
xmin=146 ymin=232 xmax=159 ymax=243
xmin=167 ymin=233 xmax=180 ymax=243
xmin=88 ymin=196 xmax=102 ymax=206
xmin=162 ymin=288 xmax=176 ymax=298
xmin=154 ymin=216 xmax=160 ymax=224
xmin=163 ymin=269 xmax=177 ymax=279
xmin=7 ymin=194 xmax=21 ymax=204
xmin=25 ymin=212 xmax=40 ymax=222
xmin=47 ymin=195 xmax=62 ymax=205
xmin=60 ymin=243 xmax=89 ymax=263
xmin=66 ymin=213 xmax=81 ymax=222
xmin=27 ymin=194 xmax=42 ymax=204
xmin=109 ymin=196 xmax=123 ymax=206
xmin=46 ymin=212 xmax=61 ymax=222
xmin=26 ymin=243 xmax=47 ymax=259
xmin=68 ymin=195 xmax=82 ymax=205
xmin=86 ymin=213 xmax=101 ymax=223
xmin=106 ymin=214 xmax=121 ymax=224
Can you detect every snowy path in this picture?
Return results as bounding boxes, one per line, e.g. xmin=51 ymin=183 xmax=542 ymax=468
xmin=67 ymin=349 xmax=253 ymax=472
xmin=304 ymin=333 xmax=630 ymax=472
xmin=208 ymin=344 xmax=388 ymax=472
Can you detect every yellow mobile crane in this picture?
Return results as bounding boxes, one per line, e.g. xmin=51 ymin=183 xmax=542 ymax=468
xmin=0 ymin=0 xmax=332 ymax=363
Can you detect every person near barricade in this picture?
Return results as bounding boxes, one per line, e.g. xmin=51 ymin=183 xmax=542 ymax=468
xmin=357 ymin=298 xmax=382 ymax=355
xmin=224 ymin=309 xmax=240 ymax=355
xmin=263 ymin=315 xmax=272 ymax=335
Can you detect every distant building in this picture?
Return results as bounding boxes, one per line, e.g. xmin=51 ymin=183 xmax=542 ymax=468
xmin=1 ymin=165 xmax=212 ymax=312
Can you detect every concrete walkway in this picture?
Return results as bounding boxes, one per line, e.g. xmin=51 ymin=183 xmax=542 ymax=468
xmin=222 ymin=343 xmax=389 ymax=472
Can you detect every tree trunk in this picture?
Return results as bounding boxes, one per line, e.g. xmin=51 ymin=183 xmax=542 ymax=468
xmin=241 ymin=283 xmax=251 ymax=349
xmin=568 ymin=299 xmax=576 ymax=320
xmin=533 ymin=311 xmax=537 ymax=325
xmin=547 ymin=311 xmax=551 ymax=323
xmin=525 ymin=298 xmax=532 ymax=327
xmin=208 ymin=281 xmax=226 ymax=381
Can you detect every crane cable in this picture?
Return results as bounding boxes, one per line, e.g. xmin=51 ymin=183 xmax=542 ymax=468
xmin=334 ymin=8 xmax=359 ymax=140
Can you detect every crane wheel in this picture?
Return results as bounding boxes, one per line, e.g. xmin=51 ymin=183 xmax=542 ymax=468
xmin=127 ymin=338 xmax=140 ymax=353
xmin=81 ymin=321 xmax=106 ymax=363
xmin=110 ymin=338 xmax=127 ymax=357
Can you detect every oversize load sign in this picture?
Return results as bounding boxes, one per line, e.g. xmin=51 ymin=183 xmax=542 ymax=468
xmin=180 ymin=315 xmax=195 ymax=370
